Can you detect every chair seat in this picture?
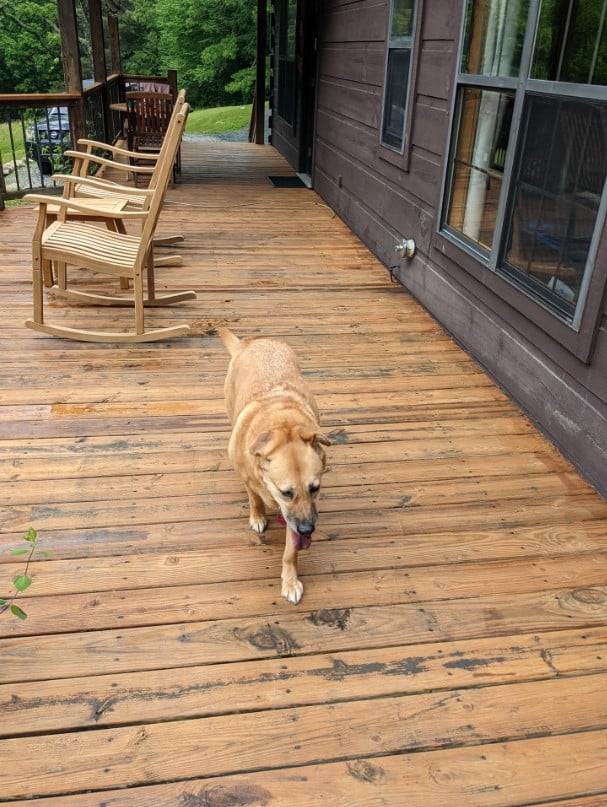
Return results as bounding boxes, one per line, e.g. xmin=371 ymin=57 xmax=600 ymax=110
xmin=43 ymin=220 xmax=141 ymax=276
xmin=74 ymin=181 xmax=147 ymax=209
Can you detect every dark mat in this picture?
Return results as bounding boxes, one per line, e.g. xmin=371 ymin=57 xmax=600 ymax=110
xmin=268 ymin=175 xmax=308 ymax=188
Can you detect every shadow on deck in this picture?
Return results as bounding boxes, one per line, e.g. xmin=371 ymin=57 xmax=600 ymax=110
xmin=1 ymin=141 xmax=607 ymax=805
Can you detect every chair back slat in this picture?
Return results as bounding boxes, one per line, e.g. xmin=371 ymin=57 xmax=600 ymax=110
xmin=126 ymin=92 xmax=174 ymax=152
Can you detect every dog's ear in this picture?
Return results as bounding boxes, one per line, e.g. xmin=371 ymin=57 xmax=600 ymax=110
xmin=299 ymin=429 xmax=331 ymax=449
xmin=249 ymin=430 xmax=279 ymax=457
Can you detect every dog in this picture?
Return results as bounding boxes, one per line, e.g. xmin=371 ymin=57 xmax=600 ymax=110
xmin=218 ymin=328 xmax=330 ymax=604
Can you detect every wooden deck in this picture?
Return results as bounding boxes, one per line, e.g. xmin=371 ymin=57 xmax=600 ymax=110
xmin=2 ymin=141 xmax=607 ymax=806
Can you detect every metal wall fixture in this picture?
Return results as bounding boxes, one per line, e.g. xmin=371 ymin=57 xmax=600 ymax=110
xmin=395 ymin=238 xmax=416 ymax=259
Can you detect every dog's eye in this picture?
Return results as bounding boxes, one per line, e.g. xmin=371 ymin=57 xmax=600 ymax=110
xmin=280 ymin=489 xmax=295 ymax=500
xmin=309 ymin=483 xmax=320 ymax=495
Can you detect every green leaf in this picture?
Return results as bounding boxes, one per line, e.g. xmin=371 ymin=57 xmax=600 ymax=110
xmin=10 ymin=548 xmax=29 ymax=556
xmin=10 ymin=604 xmax=27 ymax=620
xmin=13 ymin=575 xmax=32 ymax=593
xmin=0 ymin=598 xmax=7 ymax=606
xmin=25 ymin=528 xmax=38 ymax=543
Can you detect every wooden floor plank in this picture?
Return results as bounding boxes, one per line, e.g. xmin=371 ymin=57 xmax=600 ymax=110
xmin=2 ymin=586 xmax=607 ymax=683
xmin=2 ymin=626 xmax=605 ymax=737
xmin=2 ymin=675 xmax=607 ymax=799
xmin=5 ymin=732 xmax=606 ymax=807
xmin=2 ymin=140 xmax=607 ymax=804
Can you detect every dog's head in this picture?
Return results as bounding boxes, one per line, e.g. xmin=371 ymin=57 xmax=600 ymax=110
xmin=250 ymin=426 xmax=331 ymax=549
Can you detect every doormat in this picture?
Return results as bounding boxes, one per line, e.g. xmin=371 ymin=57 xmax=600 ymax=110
xmin=268 ymin=175 xmax=308 ymax=188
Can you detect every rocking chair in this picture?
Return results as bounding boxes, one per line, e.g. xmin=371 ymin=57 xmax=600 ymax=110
xmin=24 ymin=106 xmax=196 ymax=343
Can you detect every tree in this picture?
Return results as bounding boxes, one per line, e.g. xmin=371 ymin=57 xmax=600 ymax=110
xmin=120 ymin=0 xmax=257 ymax=108
xmin=0 ymin=0 xmax=63 ymax=93
xmin=0 ymin=0 xmax=258 ymax=108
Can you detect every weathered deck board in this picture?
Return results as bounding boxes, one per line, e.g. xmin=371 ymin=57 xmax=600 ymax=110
xmin=1 ymin=141 xmax=607 ymax=805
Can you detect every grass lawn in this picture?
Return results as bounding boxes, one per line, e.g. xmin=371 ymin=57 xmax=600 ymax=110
xmin=185 ymin=104 xmax=252 ymax=135
xmin=0 ymin=122 xmax=25 ymax=164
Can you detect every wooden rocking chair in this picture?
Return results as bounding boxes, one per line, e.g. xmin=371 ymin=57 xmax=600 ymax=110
xmin=24 ymin=106 xmax=196 ymax=343
xmin=64 ymin=90 xmax=186 ymax=205
xmin=56 ymin=90 xmax=187 ymax=273
xmin=125 ymin=91 xmax=180 ymax=182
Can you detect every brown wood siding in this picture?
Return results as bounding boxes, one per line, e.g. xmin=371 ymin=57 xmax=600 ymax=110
xmin=289 ymin=0 xmax=607 ymax=496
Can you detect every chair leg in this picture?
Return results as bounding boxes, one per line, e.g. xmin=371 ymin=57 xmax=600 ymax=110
xmin=134 ymin=269 xmax=145 ymax=335
xmin=105 ymin=219 xmax=131 ymax=289
xmin=32 ymin=248 xmax=44 ymax=325
xmin=146 ymin=249 xmax=156 ymax=303
xmin=42 ymin=259 xmax=54 ymax=287
xmin=55 ymin=262 xmax=67 ymax=291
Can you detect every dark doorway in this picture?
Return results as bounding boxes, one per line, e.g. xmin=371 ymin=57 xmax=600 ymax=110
xmin=298 ymin=0 xmax=319 ymax=179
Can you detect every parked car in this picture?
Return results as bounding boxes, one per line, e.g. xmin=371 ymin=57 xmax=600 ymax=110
xmin=25 ymin=82 xmax=94 ymax=175
xmin=25 ymin=106 xmax=71 ymax=175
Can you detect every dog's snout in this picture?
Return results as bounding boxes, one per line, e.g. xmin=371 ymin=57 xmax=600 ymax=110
xmin=296 ymin=521 xmax=315 ymax=536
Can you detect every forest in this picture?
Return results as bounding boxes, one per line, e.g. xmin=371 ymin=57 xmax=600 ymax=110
xmin=0 ymin=0 xmax=257 ymax=109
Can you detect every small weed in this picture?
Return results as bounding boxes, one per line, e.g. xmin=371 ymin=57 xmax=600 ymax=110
xmin=0 ymin=528 xmax=45 ymax=620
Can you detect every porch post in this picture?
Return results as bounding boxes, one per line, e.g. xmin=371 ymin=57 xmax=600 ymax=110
xmin=254 ymin=0 xmax=267 ymax=144
xmin=88 ymin=0 xmax=108 ymax=83
xmin=56 ymin=0 xmax=87 ymax=146
xmin=108 ymin=12 xmax=122 ymax=75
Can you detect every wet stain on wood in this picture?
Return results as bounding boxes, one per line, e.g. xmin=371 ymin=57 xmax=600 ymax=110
xmin=308 ymin=609 xmax=351 ymax=630
xmin=443 ymin=655 xmax=506 ymax=672
xmin=346 ymin=759 xmax=385 ymax=783
xmin=234 ymin=623 xmax=300 ymax=654
xmin=182 ymin=783 xmax=272 ymax=806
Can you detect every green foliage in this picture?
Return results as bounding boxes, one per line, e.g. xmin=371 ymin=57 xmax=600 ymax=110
xmin=0 ymin=0 xmax=63 ymax=93
xmin=0 ymin=528 xmax=43 ymax=620
xmin=1 ymin=0 xmax=259 ymax=111
xmin=121 ymin=0 xmax=257 ymax=108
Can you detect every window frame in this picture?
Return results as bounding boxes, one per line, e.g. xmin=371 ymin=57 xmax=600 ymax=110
xmin=438 ymin=0 xmax=607 ymax=362
xmin=379 ymin=0 xmax=423 ymax=171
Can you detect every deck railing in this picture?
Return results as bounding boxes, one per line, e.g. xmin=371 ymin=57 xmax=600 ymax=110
xmin=0 ymin=71 xmax=176 ymax=206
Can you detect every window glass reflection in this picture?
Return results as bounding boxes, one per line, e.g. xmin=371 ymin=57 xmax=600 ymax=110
xmin=532 ymin=0 xmax=607 ymax=85
xmin=462 ymin=0 xmax=529 ymax=77
xmin=447 ymin=88 xmax=514 ymax=250
xmin=504 ymin=96 xmax=607 ymax=319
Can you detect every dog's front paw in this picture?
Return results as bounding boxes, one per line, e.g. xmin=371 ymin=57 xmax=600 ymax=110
xmin=281 ymin=577 xmax=304 ymax=604
xmin=249 ymin=515 xmax=268 ymax=533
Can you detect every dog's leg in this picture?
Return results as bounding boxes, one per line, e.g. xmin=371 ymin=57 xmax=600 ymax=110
xmin=281 ymin=529 xmax=303 ymax=604
xmin=247 ymin=489 xmax=268 ymax=533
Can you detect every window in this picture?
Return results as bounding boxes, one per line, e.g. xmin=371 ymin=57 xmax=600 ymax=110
xmin=381 ymin=0 xmax=419 ymax=151
xmin=277 ymin=0 xmax=297 ymax=126
xmin=442 ymin=0 xmax=607 ymax=341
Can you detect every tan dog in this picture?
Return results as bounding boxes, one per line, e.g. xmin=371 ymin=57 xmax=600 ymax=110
xmin=218 ymin=328 xmax=330 ymax=604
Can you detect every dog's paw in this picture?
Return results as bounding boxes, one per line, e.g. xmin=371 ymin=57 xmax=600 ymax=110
xmin=281 ymin=577 xmax=304 ymax=605
xmin=249 ymin=515 xmax=267 ymax=533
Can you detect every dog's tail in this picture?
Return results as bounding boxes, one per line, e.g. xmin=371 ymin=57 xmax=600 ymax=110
xmin=217 ymin=327 xmax=240 ymax=356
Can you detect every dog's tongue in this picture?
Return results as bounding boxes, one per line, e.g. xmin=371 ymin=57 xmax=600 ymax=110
xmin=277 ymin=514 xmax=312 ymax=550
xmin=292 ymin=530 xmax=312 ymax=551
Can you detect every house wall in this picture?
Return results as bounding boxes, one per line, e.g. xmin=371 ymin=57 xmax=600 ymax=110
xmin=272 ymin=0 xmax=607 ymax=497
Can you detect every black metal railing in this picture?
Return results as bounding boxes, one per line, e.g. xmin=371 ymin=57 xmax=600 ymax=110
xmin=0 ymin=71 xmax=176 ymax=204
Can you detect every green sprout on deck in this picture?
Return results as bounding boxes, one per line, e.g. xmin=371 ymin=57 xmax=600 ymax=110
xmin=0 ymin=528 xmax=41 ymax=620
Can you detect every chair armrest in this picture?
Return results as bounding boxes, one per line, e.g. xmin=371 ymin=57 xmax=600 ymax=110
xmin=64 ymin=150 xmax=156 ymax=175
xmin=52 ymin=174 xmax=155 ymax=198
xmin=24 ymin=193 xmax=149 ymax=220
xmin=76 ymin=139 xmax=161 ymax=163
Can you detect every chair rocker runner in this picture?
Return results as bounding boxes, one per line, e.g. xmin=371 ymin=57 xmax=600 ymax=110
xmin=24 ymin=106 xmax=196 ymax=344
